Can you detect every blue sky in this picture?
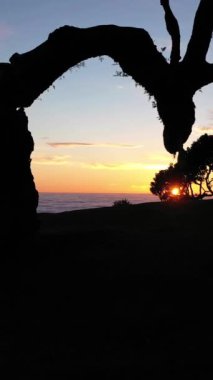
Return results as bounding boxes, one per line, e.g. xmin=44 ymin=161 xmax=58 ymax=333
xmin=1 ymin=0 xmax=213 ymax=193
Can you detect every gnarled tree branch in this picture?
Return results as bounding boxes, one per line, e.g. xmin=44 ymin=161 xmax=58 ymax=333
xmin=160 ymin=0 xmax=181 ymax=64
xmin=183 ymin=0 xmax=213 ymax=63
xmin=0 ymin=0 xmax=212 ymax=157
xmin=9 ymin=25 xmax=168 ymax=108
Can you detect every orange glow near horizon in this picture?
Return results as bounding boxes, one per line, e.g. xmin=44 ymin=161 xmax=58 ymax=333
xmin=31 ymin=160 xmax=163 ymax=194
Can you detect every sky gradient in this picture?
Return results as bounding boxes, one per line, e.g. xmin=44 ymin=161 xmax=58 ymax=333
xmin=1 ymin=0 xmax=213 ymax=193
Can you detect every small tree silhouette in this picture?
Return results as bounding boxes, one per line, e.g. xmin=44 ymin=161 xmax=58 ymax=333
xmin=150 ymin=164 xmax=187 ymax=201
xmin=150 ymin=134 xmax=213 ymax=201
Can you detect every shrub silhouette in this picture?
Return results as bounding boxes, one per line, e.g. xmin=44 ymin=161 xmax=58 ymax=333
xmin=113 ymin=199 xmax=132 ymax=208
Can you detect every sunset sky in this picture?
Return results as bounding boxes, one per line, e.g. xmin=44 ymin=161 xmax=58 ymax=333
xmin=1 ymin=0 xmax=213 ymax=193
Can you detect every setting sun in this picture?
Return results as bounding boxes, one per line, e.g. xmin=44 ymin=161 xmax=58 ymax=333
xmin=171 ymin=187 xmax=180 ymax=196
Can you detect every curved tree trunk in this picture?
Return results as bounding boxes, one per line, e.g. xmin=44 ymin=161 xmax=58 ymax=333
xmin=1 ymin=108 xmax=39 ymax=234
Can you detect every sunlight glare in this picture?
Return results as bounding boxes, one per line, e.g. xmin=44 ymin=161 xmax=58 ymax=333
xmin=171 ymin=187 xmax=180 ymax=196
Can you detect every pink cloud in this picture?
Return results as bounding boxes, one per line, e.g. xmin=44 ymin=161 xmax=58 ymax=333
xmin=48 ymin=141 xmax=143 ymax=148
xmin=0 ymin=23 xmax=13 ymax=40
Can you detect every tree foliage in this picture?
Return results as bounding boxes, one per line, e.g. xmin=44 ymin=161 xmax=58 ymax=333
xmin=150 ymin=134 xmax=213 ymax=201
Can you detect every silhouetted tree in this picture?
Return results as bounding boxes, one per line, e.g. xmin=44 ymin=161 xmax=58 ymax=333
xmin=1 ymin=1 xmax=213 ymax=231
xmin=0 ymin=0 xmax=212 ymax=154
xmin=178 ymin=134 xmax=213 ymax=198
xmin=150 ymin=134 xmax=213 ymax=201
xmin=150 ymin=164 xmax=187 ymax=201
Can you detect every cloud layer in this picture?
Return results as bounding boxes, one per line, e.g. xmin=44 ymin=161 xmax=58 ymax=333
xmin=47 ymin=141 xmax=143 ymax=149
xmin=196 ymin=126 xmax=213 ymax=133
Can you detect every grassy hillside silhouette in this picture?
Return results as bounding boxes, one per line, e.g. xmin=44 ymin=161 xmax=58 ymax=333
xmin=1 ymin=199 xmax=212 ymax=376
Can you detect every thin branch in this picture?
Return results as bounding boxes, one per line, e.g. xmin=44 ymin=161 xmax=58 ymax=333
xmin=189 ymin=182 xmax=194 ymax=197
xmin=160 ymin=0 xmax=181 ymax=64
xmin=183 ymin=0 xmax=213 ymax=63
xmin=205 ymin=167 xmax=213 ymax=193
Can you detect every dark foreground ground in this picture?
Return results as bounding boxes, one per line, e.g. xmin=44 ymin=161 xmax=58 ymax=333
xmin=1 ymin=200 xmax=213 ymax=377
